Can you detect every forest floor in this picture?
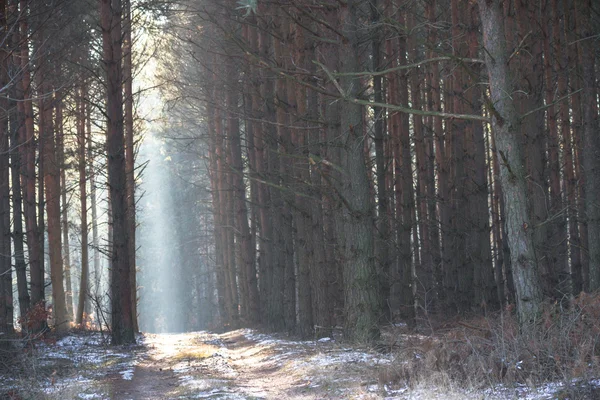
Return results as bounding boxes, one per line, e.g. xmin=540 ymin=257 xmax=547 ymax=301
xmin=1 ymin=325 xmax=600 ymax=399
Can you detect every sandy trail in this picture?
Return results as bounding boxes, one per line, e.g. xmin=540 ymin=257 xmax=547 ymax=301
xmin=102 ymin=330 xmax=334 ymax=399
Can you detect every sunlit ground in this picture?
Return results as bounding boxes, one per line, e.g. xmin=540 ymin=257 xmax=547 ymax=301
xmin=2 ymin=328 xmax=597 ymax=399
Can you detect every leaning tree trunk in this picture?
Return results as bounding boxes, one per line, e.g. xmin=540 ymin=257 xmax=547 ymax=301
xmin=478 ymin=0 xmax=542 ymax=324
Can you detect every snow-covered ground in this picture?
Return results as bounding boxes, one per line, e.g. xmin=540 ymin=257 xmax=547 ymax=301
xmin=1 ymin=329 xmax=598 ymax=399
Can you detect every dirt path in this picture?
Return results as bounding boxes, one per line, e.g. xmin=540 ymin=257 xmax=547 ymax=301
xmin=99 ymin=330 xmax=384 ymax=399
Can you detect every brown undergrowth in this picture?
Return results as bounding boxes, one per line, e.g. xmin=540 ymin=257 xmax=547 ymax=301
xmin=379 ymin=293 xmax=600 ymax=394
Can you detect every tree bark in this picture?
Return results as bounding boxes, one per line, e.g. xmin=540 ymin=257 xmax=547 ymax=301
xmin=478 ymin=0 xmax=543 ymax=324
xmin=101 ymin=0 xmax=135 ymax=344
xmin=39 ymin=61 xmax=69 ymax=332
xmin=338 ymin=0 xmax=381 ymax=342
xmin=0 ymin=0 xmax=13 ymax=335
xmin=123 ymin=0 xmax=138 ymax=333
xmin=56 ymin=99 xmax=73 ymax=320
xmin=76 ymin=88 xmax=89 ymax=326
xmin=20 ymin=0 xmax=43 ymax=307
xmin=577 ymin=0 xmax=600 ymax=291
xmin=9 ymin=0 xmax=30 ymax=323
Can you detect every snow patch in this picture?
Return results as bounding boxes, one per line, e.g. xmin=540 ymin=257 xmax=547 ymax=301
xmin=119 ymin=368 xmax=134 ymax=380
xmin=78 ymin=394 xmax=104 ymax=399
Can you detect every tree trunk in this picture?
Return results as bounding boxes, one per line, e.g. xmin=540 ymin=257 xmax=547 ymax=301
xmin=56 ymin=100 xmax=73 ymax=320
xmin=123 ymin=0 xmax=137 ymax=333
xmin=467 ymin=5 xmax=495 ymax=309
xmin=0 ymin=0 xmax=13 ymax=335
xmin=478 ymin=0 xmax=543 ymax=324
xmin=427 ymin=0 xmax=446 ymax=310
xmin=577 ymin=0 xmax=600 ymax=291
xmin=554 ymin=0 xmax=581 ymax=295
xmin=101 ymin=0 xmax=135 ymax=344
xmin=228 ymin=70 xmax=260 ymax=324
xmin=21 ymin=0 xmax=43 ymax=307
xmin=76 ymin=88 xmax=89 ymax=326
xmin=9 ymin=0 xmax=30 ymax=323
xmin=395 ymin=4 xmax=416 ymax=324
xmin=513 ymin=0 xmax=553 ymax=300
xmin=290 ymin=17 xmax=314 ymax=338
xmin=408 ymin=6 xmax=435 ymax=317
xmin=88 ymin=100 xmax=101 ymax=300
xmin=542 ymin=2 xmax=570 ymax=300
xmin=207 ymin=102 xmax=228 ymax=325
xmin=370 ymin=0 xmax=391 ymax=323
xmin=39 ymin=65 xmax=69 ymax=332
xmin=338 ymin=0 xmax=381 ymax=342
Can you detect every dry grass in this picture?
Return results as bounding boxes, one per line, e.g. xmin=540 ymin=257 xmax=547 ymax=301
xmin=378 ymin=293 xmax=600 ymax=394
xmin=171 ymin=344 xmax=216 ymax=361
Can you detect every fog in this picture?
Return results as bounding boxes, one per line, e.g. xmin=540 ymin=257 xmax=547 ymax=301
xmin=137 ymin=134 xmax=186 ymax=333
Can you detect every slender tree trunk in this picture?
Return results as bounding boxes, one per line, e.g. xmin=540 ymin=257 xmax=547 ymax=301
xmin=554 ymin=0 xmax=581 ymax=294
xmin=321 ymin=3 xmax=344 ymax=328
xmin=0 ymin=0 xmax=13 ymax=335
xmin=87 ymin=101 xmax=101 ymax=300
xmin=252 ymin=15 xmax=274 ymax=325
xmin=565 ymin=0 xmax=587 ymax=289
xmin=228 ymin=70 xmax=259 ymax=324
xmin=395 ymin=4 xmax=415 ymax=324
xmin=542 ymin=3 xmax=570 ymax=299
xmin=20 ymin=0 xmax=42 ymax=307
xmin=39 ymin=62 xmax=69 ymax=332
xmin=427 ymin=0 xmax=446 ymax=309
xmin=56 ymin=100 xmax=73 ymax=320
xmin=224 ymin=136 xmax=239 ymax=325
xmin=123 ymin=0 xmax=137 ymax=333
xmin=290 ymin=17 xmax=314 ymax=338
xmin=76 ymin=88 xmax=89 ymax=326
xmin=407 ymin=7 xmax=433 ymax=316
xmin=9 ymin=0 xmax=30 ymax=322
xmin=371 ymin=0 xmax=391 ymax=322
xmin=207 ymin=103 xmax=228 ymax=325
xmin=214 ymin=96 xmax=236 ymax=326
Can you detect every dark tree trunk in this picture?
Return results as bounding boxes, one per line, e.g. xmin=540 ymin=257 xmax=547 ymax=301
xmin=101 ymin=0 xmax=135 ymax=345
xmin=577 ymin=0 xmax=600 ymax=291
xmin=9 ymin=0 xmax=30 ymax=323
xmin=123 ymin=0 xmax=137 ymax=333
xmin=0 ymin=0 xmax=13 ymax=335
xmin=39 ymin=71 xmax=69 ymax=332
xmin=20 ymin=0 xmax=43 ymax=307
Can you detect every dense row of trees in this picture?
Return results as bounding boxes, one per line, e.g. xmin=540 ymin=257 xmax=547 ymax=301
xmin=159 ymin=0 xmax=600 ymax=342
xmin=0 ymin=0 xmax=142 ymax=345
xmin=0 ymin=0 xmax=598 ymax=346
